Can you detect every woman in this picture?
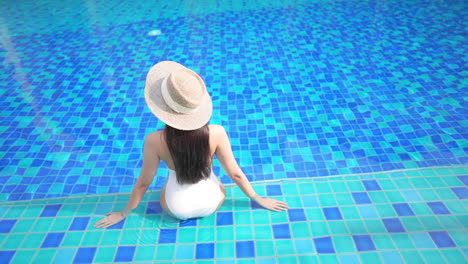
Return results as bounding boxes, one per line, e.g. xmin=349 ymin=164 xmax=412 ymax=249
xmin=95 ymin=61 xmax=288 ymax=227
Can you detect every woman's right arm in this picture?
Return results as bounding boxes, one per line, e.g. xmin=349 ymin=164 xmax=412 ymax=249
xmin=213 ymin=125 xmax=288 ymax=212
xmin=94 ymin=132 xmax=160 ymax=228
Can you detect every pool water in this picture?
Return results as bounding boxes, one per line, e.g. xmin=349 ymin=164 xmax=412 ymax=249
xmin=0 ymin=0 xmax=467 ymax=263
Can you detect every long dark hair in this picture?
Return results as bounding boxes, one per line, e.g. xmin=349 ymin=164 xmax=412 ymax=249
xmin=164 ymin=124 xmax=211 ymax=184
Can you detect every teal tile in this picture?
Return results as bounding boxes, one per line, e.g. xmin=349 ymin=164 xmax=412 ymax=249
xmin=80 ymin=231 xmax=103 ymax=246
xmin=298 ymin=255 xmax=319 ymax=263
xmin=318 ymin=194 xmax=337 ymax=207
xmin=347 ymin=181 xmax=365 ymax=192
xmin=375 ymin=204 xmax=397 ymax=218
xmin=235 ymin=226 xmax=253 ymax=240
xmin=298 ymin=182 xmax=317 ymax=194
xmin=61 ymin=232 xmax=84 ymax=247
xmin=21 ymin=233 xmax=47 ymax=249
xmin=305 ymin=208 xmax=325 ymax=221
xmin=378 ymin=179 xmax=397 ymax=190
xmin=133 ymin=246 xmax=156 ymax=262
xmin=4 ymin=206 xmax=26 ymax=218
xmin=11 ymin=218 xmax=35 ymax=233
xmin=346 ymin=220 xmax=368 ymax=234
xmin=124 ymin=215 xmax=144 ymax=229
xmin=448 ymin=230 xmax=468 ymax=247
xmin=32 ymin=218 xmax=54 ymax=231
xmin=425 ymin=177 xmax=447 ymax=188
xmin=275 ymin=239 xmax=295 ymax=255
xmin=2 ymin=234 xmax=25 ymax=249
xmin=285 ymin=196 xmax=303 ymax=208
xmin=256 ymin=240 xmax=275 ymax=257
xmin=198 ymin=215 xmax=216 ymax=226
xmin=270 ymin=211 xmax=289 ymax=223
xmin=198 ymin=227 xmax=216 ymax=242
xmin=444 ymin=201 xmax=468 ymax=214
xmin=327 ymin=221 xmax=349 ymax=235
xmin=457 ymin=215 xmax=468 ymax=228
xmin=336 ymin=193 xmax=355 ymax=205
xmin=329 ymin=181 xmax=348 ymax=192
xmin=278 ymin=256 xmax=298 ymax=263
xmin=155 ymin=244 xmax=175 ymax=260
xmin=391 ymin=234 xmax=416 ymax=249
xmin=419 ymin=216 xmax=443 ymax=230
xmin=441 ymin=249 xmax=466 ymax=263
xmin=319 ymin=254 xmax=340 ymax=264
xmin=310 ymin=221 xmax=330 ymax=237
xmin=290 ymin=222 xmax=311 ymax=238
xmin=435 ymin=188 xmax=458 ymax=200
xmin=315 ymin=182 xmax=333 ymax=194
xmin=49 ymin=217 xmax=73 ymax=231
xmin=97 ymin=230 xmax=121 ymax=246
xmin=438 ymin=215 xmax=463 ymax=230
xmin=216 ymin=226 xmax=234 ymax=241
xmin=94 ymin=247 xmax=117 ymax=263
xmin=234 ymin=211 xmax=252 ymax=225
xmin=418 ymin=189 xmax=440 ymax=201
xmin=400 ymin=251 xmax=424 ymax=263
xmin=216 ymin=242 xmax=234 ymax=258
xmin=385 ymin=191 xmax=406 ymax=203
xmin=21 ymin=206 xmax=43 ymax=218
xmin=393 ymin=178 xmax=413 ymax=189
xmin=442 ymin=176 xmax=465 ymax=187
xmin=400 ymin=217 xmax=425 ymax=232
xmin=368 ymin=192 xmax=389 ymax=203
xmin=359 ymin=252 xmax=382 ymax=263
xmin=11 ymin=250 xmax=36 ymax=263
xmin=32 ymin=249 xmax=56 ymax=264
xmin=364 ymin=219 xmax=387 ymax=233
xmin=254 ymin=225 xmax=274 ymax=240
xmin=372 ymin=234 xmax=396 ymax=250
xmin=409 ymin=203 xmax=432 ymax=215
xmin=282 ymin=183 xmax=299 ymax=195
xmin=341 ymin=207 xmax=361 ymax=219
xmin=410 ymin=178 xmax=430 ymax=188
xmin=332 ymin=235 xmax=356 ymax=253
xmin=420 ymin=249 xmax=447 ymax=263
xmin=252 ymin=211 xmax=271 ymax=225
xmin=56 ymin=204 xmax=78 ymax=217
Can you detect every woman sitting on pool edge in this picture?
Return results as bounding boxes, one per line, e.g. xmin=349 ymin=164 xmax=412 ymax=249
xmin=95 ymin=61 xmax=288 ymax=227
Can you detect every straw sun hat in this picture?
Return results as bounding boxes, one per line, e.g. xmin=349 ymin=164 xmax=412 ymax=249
xmin=144 ymin=61 xmax=213 ymax=130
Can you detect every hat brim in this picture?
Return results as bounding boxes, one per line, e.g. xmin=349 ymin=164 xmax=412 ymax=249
xmin=144 ymin=61 xmax=213 ymax=131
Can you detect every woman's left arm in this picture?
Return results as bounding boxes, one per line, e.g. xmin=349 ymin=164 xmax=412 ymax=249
xmin=94 ymin=133 xmax=160 ymax=228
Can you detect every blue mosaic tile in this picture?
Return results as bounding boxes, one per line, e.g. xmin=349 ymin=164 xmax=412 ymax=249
xmin=0 ymin=220 xmax=17 ymax=233
xmin=69 ymin=217 xmax=90 ymax=231
xmin=362 ymin=180 xmax=382 ymax=191
xmin=217 ymin=212 xmax=234 ymax=226
xmin=158 ymin=229 xmax=177 ymax=244
xmin=236 ymin=241 xmax=255 ymax=258
xmin=451 ymin=187 xmax=468 ymax=199
xmin=352 ymin=235 xmax=376 ymax=251
xmin=196 ymin=243 xmax=215 ymax=259
xmin=427 ymin=202 xmax=451 ymax=215
xmin=429 ymin=231 xmax=456 ymax=248
xmin=382 ymin=218 xmax=406 ymax=233
xmin=392 ymin=203 xmax=415 ymax=216
xmin=273 ymin=224 xmax=291 ymax=239
xmin=314 ymin=237 xmax=335 ymax=254
xmin=41 ymin=232 xmax=65 ymax=248
xmin=73 ymin=247 xmax=97 ymax=263
xmin=323 ymin=207 xmax=343 ymax=220
xmin=266 ymin=185 xmax=282 ymax=196
xmin=352 ymin=192 xmax=372 ymax=204
xmin=288 ymin=209 xmax=307 ymax=222
xmin=40 ymin=204 xmax=62 ymax=217
xmin=114 ymin=246 xmax=136 ymax=262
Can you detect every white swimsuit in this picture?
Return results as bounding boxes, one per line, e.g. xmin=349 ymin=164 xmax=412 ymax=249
xmin=164 ymin=169 xmax=224 ymax=220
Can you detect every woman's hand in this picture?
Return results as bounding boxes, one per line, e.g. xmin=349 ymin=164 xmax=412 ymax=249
xmin=94 ymin=211 xmax=128 ymax=228
xmin=252 ymin=195 xmax=289 ymax=212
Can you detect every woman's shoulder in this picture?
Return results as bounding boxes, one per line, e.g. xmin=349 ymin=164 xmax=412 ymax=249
xmin=208 ymin=124 xmax=227 ymax=135
xmin=145 ymin=130 xmax=164 ymax=146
